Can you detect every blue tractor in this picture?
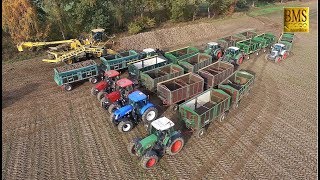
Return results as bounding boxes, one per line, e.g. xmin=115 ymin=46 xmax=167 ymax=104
xmin=110 ymin=90 xmax=158 ymax=132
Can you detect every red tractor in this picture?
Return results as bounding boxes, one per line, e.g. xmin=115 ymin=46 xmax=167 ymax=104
xmin=91 ymin=70 xmax=120 ymax=99
xmin=100 ymin=78 xmax=135 ymax=113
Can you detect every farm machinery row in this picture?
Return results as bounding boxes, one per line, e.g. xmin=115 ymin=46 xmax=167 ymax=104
xmin=50 ymin=29 xmax=294 ymax=169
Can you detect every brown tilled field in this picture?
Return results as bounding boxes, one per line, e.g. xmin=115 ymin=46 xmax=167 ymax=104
xmin=2 ymin=1 xmax=318 ymax=179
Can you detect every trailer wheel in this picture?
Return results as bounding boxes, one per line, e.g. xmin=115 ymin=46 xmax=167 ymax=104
xmin=65 ymin=59 xmax=73 ymax=65
xmin=127 ymin=138 xmax=142 ymax=156
xmin=97 ymin=91 xmax=105 ymax=101
xmin=166 ymin=136 xmax=184 ymax=155
xmin=196 ymin=128 xmax=206 ymax=138
xmin=91 ymin=87 xmax=98 ymax=96
xmin=263 ymin=48 xmax=267 ymax=53
xmin=233 ymin=102 xmax=239 ymax=109
xmin=108 ymin=103 xmax=121 ymax=114
xmin=142 ymin=107 xmax=158 ymax=122
xmin=219 ymin=112 xmax=226 ymax=122
xmin=64 ymin=84 xmax=72 ymax=91
xmin=118 ymin=120 xmax=133 ymax=132
xmin=140 ymin=151 xmax=159 ymax=169
xmin=246 ymin=55 xmax=250 ymax=60
xmin=171 ymin=105 xmax=179 ymax=111
xmin=90 ymin=77 xmax=98 ymax=84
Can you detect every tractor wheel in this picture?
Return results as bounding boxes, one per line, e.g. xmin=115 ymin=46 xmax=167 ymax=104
xmin=141 ymin=107 xmax=158 ymax=122
xmin=216 ymin=51 xmax=222 ymax=59
xmin=90 ymin=77 xmax=98 ymax=84
xmin=91 ymin=87 xmax=98 ymax=96
xmin=118 ymin=120 xmax=133 ymax=132
xmin=109 ymin=112 xmax=117 ymax=124
xmin=282 ymin=52 xmax=289 ymax=60
xmin=127 ymin=138 xmax=142 ymax=156
xmin=108 ymin=103 xmax=121 ymax=114
xmin=100 ymin=97 xmax=109 ymax=109
xmin=237 ymin=56 xmax=244 ymax=65
xmin=140 ymin=151 xmax=159 ymax=169
xmin=65 ymin=59 xmax=73 ymax=65
xmin=64 ymin=84 xmax=72 ymax=91
xmin=166 ymin=135 xmax=184 ymax=155
xmin=219 ymin=112 xmax=226 ymax=122
xmin=276 ymin=57 xmax=281 ymax=63
xmin=97 ymin=91 xmax=105 ymax=101
xmin=196 ymin=128 xmax=206 ymax=138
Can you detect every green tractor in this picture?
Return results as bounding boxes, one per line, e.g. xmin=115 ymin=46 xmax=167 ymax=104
xmin=127 ymin=117 xmax=185 ymax=169
xmin=203 ymin=42 xmax=223 ymax=60
xmin=220 ymin=46 xmax=245 ymax=65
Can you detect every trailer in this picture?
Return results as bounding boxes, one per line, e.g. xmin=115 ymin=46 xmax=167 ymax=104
xmin=251 ymin=33 xmax=276 ymax=51
xmin=217 ymin=30 xmax=256 ymax=49
xmin=157 ymin=73 xmax=204 ymax=110
xmin=233 ymin=30 xmax=257 ymax=39
xmin=177 ymin=53 xmax=212 ymax=73
xmin=179 ymin=88 xmax=232 ymax=138
xmin=198 ymin=61 xmax=234 ymax=89
xmin=128 ymin=55 xmax=169 ymax=83
xmin=100 ymin=50 xmax=140 ymax=71
xmin=140 ymin=64 xmax=185 ymax=91
xmin=218 ymin=70 xmax=255 ymax=108
xmin=54 ymin=60 xmax=99 ymax=91
xmin=164 ymin=46 xmax=200 ymax=63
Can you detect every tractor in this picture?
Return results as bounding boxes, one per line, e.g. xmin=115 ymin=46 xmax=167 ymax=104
xmin=220 ymin=46 xmax=245 ymax=65
xmin=100 ymin=78 xmax=135 ymax=110
xmin=91 ymin=70 xmax=120 ymax=97
xmin=204 ymin=42 xmax=223 ymax=60
xmin=109 ymin=90 xmax=158 ymax=132
xmin=127 ymin=117 xmax=184 ymax=169
xmin=266 ymin=43 xmax=290 ymax=63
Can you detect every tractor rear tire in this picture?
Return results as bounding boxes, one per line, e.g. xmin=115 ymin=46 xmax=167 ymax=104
xmin=109 ymin=112 xmax=117 ymax=124
xmin=100 ymin=97 xmax=109 ymax=109
xmin=276 ymin=57 xmax=281 ymax=63
xmin=127 ymin=138 xmax=142 ymax=156
xmin=196 ymin=128 xmax=206 ymax=138
xmin=97 ymin=91 xmax=105 ymax=101
xmin=140 ymin=151 xmax=159 ymax=169
xmin=108 ymin=103 xmax=121 ymax=114
xmin=166 ymin=135 xmax=184 ymax=155
xmin=141 ymin=107 xmax=158 ymax=122
xmin=118 ymin=120 xmax=133 ymax=132
xmin=64 ymin=84 xmax=72 ymax=91
xmin=91 ymin=87 xmax=98 ymax=96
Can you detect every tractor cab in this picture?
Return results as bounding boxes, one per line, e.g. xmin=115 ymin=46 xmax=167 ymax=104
xmin=139 ymin=48 xmax=157 ymax=59
xmin=103 ymin=70 xmax=120 ymax=86
xmin=269 ymin=43 xmax=286 ymax=59
xmin=149 ymin=117 xmax=175 ymax=135
xmin=128 ymin=91 xmax=149 ymax=110
xmin=206 ymin=42 xmax=221 ymax=50
xmin=91 ymin=28 xmax=105 ymax=42
xmin=115 ymin=78 xmax=134 ymax=97
xmin=225 ymin=46 xmax=240 ymax=56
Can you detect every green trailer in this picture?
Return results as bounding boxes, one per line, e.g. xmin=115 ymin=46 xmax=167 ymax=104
xmin=164 ymin=46 xmax=200 ymax=63
xmin=128 ymin=55 xmax=169 ymax=83
xmin=177 ymin=53 xmax=212 ymax=73
xmin=179 ymin=88 xmax=232 ymax=138
xmin=140 ymin=63 xmax=185 ymax=91
xmin=54 ymin=60 xmax=99 ymax=91
xmin=218 ymin=70 xmax=255 ymax=109
xmin=217 ymin=30 xmax=257 ymax=49
xmin=251 ymin=33 xmax=276 ymax=51
xmin=100 ymin=50 xmax=139 ymax=71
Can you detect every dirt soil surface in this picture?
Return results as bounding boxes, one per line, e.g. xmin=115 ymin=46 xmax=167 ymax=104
xmin=2 ymin=1 xmax=318 ymax=179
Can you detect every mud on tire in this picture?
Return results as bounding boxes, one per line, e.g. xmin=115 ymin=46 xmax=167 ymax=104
xmin=108 ymin=103 xmax=121 ymax=114
xmin=127 ymin=138 xmax=142 ymax=156
xmin=117 ymin=120 xmax=133 ymax=132
xmin=141 ymin=107 xmax=158 ymax=122
xmin=166 ymin=135 xmax=184 ymax=155
xmin=140 ymin=150 xmax=159 ymax=169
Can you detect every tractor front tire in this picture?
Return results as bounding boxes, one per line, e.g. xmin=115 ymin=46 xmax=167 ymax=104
xmin=109 ymin=113 xmax=117 ymax=124
xmin=276 ymin=57 xmax=281 ymax=63
xmin=166 ymin=135 xmax=184 ymax=155
xmin=100 ymin=97 xmax=109 ymax=109
xmin=142 ymin=107 xmax=158 ymax=122
xmin=97 ymin=91 xmax=105 ymax=101
xmin=140 ymin=151 xmax=159 ymax=169
xmin=108 ymin=103 xmax=121 ymax=114
xmin=118 ymin=120 xmax=133 ymax=132
xmin=127 ymin=138 xmax=142 ymax=156
xmin=91 ymin=87 xmax=98 ymax=96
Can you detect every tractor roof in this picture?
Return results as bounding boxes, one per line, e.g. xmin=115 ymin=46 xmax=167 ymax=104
xmin=128 ymin=91 xmax=147 ymax=102
xmin=274 ymin=43 xmax=285 ymax=47
xmin=228 ymin=46 xmax=240 ymax=51
xmin=104 ymin=70 xmax=120 ymax=78
xmin=116 ymin=78 xmax=133 ymax=88
xmin=208 ymin=42 xmax=218 ymax=46
xmin=151 ymin=117 xmax=175 ymax=131
xmin=143 ymin=48 xmax=156 ymax=53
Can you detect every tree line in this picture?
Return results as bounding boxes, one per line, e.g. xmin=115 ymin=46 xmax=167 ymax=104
xmin=2 ymin=0 xmax=286 ymax=43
